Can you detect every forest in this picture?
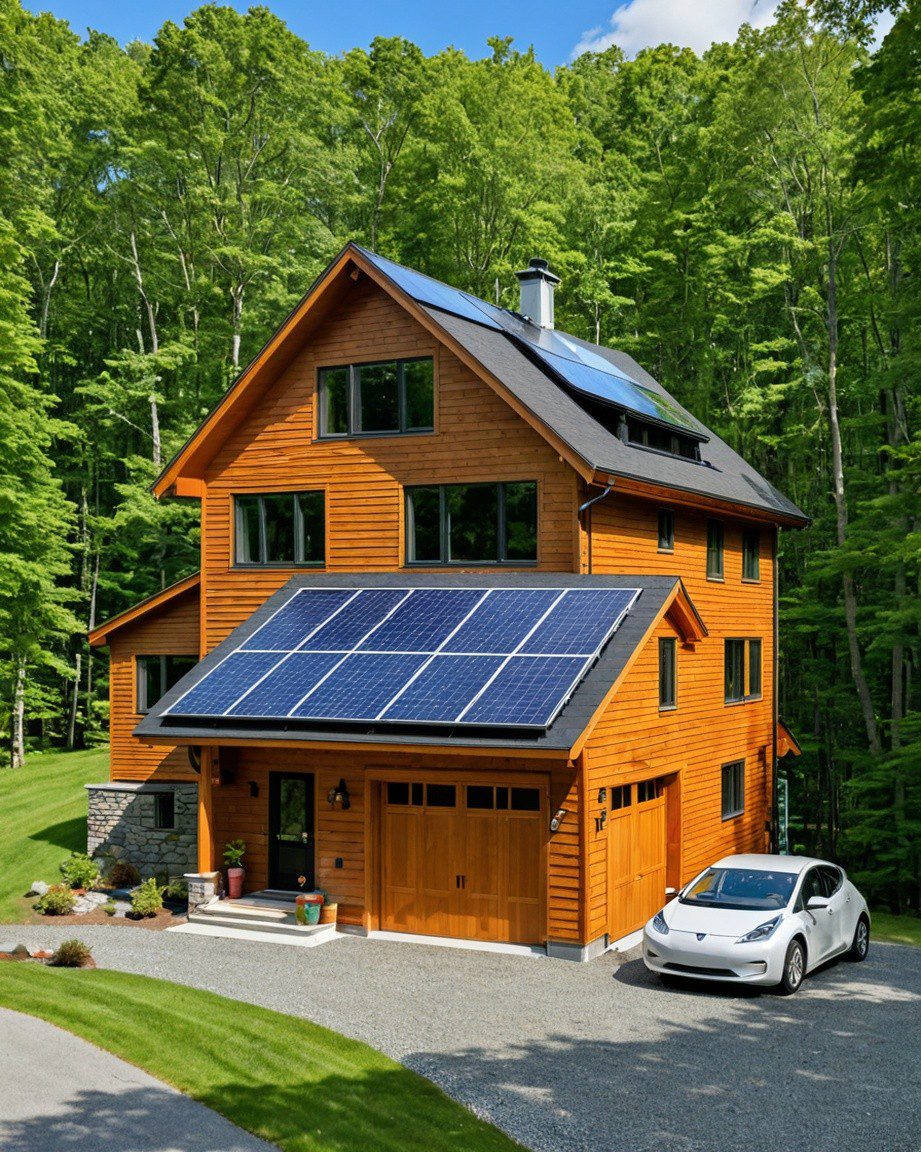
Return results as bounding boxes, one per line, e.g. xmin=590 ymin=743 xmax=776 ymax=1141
xmin=0 ymin=0 xmax=917 ymax=909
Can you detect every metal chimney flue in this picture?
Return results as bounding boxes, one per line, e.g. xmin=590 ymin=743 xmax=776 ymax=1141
xmin=515 ymin=257 xmax=560 ymax=329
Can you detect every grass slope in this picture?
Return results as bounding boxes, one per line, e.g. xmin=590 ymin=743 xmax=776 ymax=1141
xmin=0 ymin=746 xmax=108 ymax=922
xmin=872 ymin=911 xmax=921 ymax=948
xmin=0 ymin=964 xmax=521 ymax=1152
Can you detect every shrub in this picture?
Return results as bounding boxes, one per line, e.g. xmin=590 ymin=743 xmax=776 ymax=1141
xmin=36 ymin=885 xmax=76 ymax=916
xmin=59 ymin=852 xmax=100 ymax=890
xmin=49 ymin=939 xmax=93 ymax=968
xmin=105 ymin=859 xmax=141 ymax=888
xmin=103 ymin=900 xmax=117 ymax=916
xmin=130 ymin=877 xmax=164 ymax=918
xmin=223 ymin=839 xmax=246 ymax=868
xmin=163 ymin=877 xmax=188 ymax=903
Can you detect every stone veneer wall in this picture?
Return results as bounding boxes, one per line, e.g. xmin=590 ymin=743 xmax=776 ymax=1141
xmin=86 ymin=781 xmax=198 ymax=878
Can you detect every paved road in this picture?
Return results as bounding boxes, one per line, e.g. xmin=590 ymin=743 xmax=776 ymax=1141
xmin=0 ymin=1007 xmax=277 ymax=1152
xmin=7 ymin=926 xmax=921 ymax=1152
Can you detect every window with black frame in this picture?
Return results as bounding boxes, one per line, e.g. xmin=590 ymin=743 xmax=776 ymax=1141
xmin=721 ymin=759 xmax=745 ymax=819
xmin=742 ymin=528 xmax=761 ymax=581
xmin=234 ymin=491 xmax=325 ymax=566
xmin=405 ymin=481 xmax=537 ymax=565
xmin=724 ymin=638 xmax=762 ymax=703
xmin=659 ymin=636 xmax=677 ymax=709
xmin=706 ymin=519 xmax=724 ymax=579
xmin=657 ymin=509 xmax=675 ymax=552
xmin=318 ymin=358 xmax=434 ymax=438
xmin=137 ymin=655 xmax=197 ymax=712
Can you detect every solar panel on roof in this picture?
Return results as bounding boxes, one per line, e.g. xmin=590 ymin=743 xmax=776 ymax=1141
xmin=165 ymin=585 xmax=641 ymax=730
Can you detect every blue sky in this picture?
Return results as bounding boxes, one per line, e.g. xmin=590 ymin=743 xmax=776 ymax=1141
xmin=20 ymin=0 xmax=801 ymax=67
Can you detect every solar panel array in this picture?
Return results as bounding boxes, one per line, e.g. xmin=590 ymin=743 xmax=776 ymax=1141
xmin=358 ymin=247 xmax=705 ymax=439
xmin=165 ymin=586 xmax=640 ymax=730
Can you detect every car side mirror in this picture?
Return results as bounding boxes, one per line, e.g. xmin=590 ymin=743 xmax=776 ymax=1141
xmin=806 ymin=896 xmax=829 ymax=911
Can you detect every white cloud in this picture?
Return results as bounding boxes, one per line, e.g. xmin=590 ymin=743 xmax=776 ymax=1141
xmin=571 ymin=0 xmax=779 ymax=59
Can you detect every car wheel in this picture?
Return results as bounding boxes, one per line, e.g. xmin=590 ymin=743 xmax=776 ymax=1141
xmin=778 ymin=939 xmax=806 ymax=995
xmin=848 ymin=916 xmax=870 ymax=962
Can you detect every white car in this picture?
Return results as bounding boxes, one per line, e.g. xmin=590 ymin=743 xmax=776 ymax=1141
xmin=643 ymin=854 xmax=870 ymax=994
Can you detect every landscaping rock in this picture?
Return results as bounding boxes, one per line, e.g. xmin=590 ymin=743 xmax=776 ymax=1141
xmin=71 ymin=895 xmax=98 ymax=915
xmin=28 ymin=881 xmax=49 ymax=897
xmin=83 ymin=890 xmax=111 ymax=908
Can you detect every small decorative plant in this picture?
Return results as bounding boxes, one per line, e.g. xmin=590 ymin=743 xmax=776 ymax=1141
xmin=163 ymin=877 xmax=189 ymax=903
xmin=36 ymin=884 xmax=76 ymax=916
xmin=130 ymin=877 xmax=164 ymax=918
xmin=59 ymin=852 xmax=100 ymax=891
xmin=103 ymin=900 xmax=118 ymax=916
xmin=49 ymin=939 xmax=93 ymax=968
xmin=105 ymin=859 xmax=141 ymax=888
xmin=222 ymin=840 xmax=246 ymax=869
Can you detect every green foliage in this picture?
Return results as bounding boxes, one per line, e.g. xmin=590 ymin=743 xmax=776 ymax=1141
xmin=49 ymin=939 xmax=92 ymax=967
xmin=103 ymin=899 xmax=117 ymax=916
xmin=163 ymin=877 xmax=188 ymax=903
xmin=130 ymin=877 xmax=164 ymax=918
xmin=222 ymin=839 xmax=246 ymax=868
xmin=35 ymin=884 xmax=76 ymax=915
xmin=59 ymin=852 xmax=100 ymax=890
xmin=104 ymin=859 xmax=141 ymax=888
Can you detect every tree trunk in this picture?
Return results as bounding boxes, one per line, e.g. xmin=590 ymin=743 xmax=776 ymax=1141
xmin=231 ymin=283 xmax=244 ymax=371
xmin=11 ymin=658 xmax=26 ymax=769
xmin=66 ymin=652 xmax=81 ymax=749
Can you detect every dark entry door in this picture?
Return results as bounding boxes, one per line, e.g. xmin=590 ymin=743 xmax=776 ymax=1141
xmin=269 ymin=773 xmax=315 ymax=890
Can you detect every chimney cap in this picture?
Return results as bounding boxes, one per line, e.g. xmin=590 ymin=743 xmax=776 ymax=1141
xmin=515 ymin=257 xmax=560 ymax=286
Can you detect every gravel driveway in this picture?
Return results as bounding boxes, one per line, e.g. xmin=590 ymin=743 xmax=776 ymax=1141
xmin=0 ymin=1006 xmax=276 ymax=1151
xmin=7 ymin=926 xmax=920 ymax=1152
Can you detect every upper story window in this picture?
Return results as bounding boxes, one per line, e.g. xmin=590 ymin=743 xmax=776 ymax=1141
xmin=234 ymin=491 xmax=325 ymax=567
xmin=658 ymin=636 xmax=677 ymax=709
xmin=406 ymin=481 xmax=537 ymax=565
xmin=318 ymin=357 xmax=434 ymax=438
xmin=626 ymin=418 xmax=701 ymax=461
xmin=721 ymin=760 xmax=745 ymax=819
xmin=137 ymin=655 xmax=197 ymax=713
xmin=742 ymin=528 xmax=761 ymax=581
xmin=724 ymin=637 xmax=762 ymax=703
xmin=657 ymin=509 xmax=675 ymax=552
xmin=707 ymin=519 xmax=724 ymax=580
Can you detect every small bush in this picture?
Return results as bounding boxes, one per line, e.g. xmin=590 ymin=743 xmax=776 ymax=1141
xmin=105 ymin=859 xmax=141 ymax=888
xmin=36 ymin=885 xmax=76 ymax=916
xmin=223 ymin=839 xmax=246 ymax=868
xmin=59 ymin=852 xmax=100 ymax=890
xmin=103 ymin=900 xmax=117 ymax=916
xmin=130 ymin=877 xmax=164 ymax=918
xmin=49 ymin=939 xmax=93 ymax=968
xmin=163 ymin=877 xmax=188 ymax=903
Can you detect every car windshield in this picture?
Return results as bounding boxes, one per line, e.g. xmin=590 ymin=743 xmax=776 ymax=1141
xmin=680 ymin=867 xmax=798 ymax=911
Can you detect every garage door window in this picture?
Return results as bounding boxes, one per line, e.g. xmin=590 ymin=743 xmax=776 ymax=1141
xmin=465 ymin=785 xmax=540 ymax=811
xmin=637 ymin=779 xmax=663 ymax=803
xmin=386 ymin=782 xmax=424 ymax=805
xmin=426 ymin=784 xmax=456 ymax=807
xmin=610 ymin=785 xmax=632 ymax=810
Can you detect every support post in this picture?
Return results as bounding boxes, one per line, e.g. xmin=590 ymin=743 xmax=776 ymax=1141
xmin=197 ymin=746 xmax=215 ymax=873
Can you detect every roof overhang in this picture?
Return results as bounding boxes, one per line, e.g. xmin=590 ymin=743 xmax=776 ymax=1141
xmin=88 ymin=572 xmax=200 ymax=647
xmin=777 ymin=719 xmax=802 ymax=758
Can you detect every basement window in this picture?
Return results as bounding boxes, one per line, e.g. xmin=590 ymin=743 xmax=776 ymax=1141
xmin=137 ymin=655 xmax=197 ymax=712
xmin=405 ymin=481 xmax=537 ymax=565
xmin=318 ymin=358 xmax=434 ymax=438
xmin=234 ymin=491 xmax=325 ymax=567
xmin=724 ymin=638 xmax=762 ymax=703
xmin=153 ymin=791 xmax=176 ymax=831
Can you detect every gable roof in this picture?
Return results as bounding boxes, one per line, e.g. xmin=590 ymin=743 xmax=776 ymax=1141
xmin=152 ymin=243 xmax=808 ymax=526
xmin=134 ymin=572 xmax=701 ymax=755
xmin=88 ymin=572 xmax=200 ymax=647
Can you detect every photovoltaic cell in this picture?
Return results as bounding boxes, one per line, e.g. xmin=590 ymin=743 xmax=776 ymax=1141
xmin=381 ymin=655 xmax=504 ymax=722
xmin=292 ymin=652 xmax=428 ymax=720
xmin=443 ymin=589 xmax=559 ymax=654
xmin=461 ymin=656 xmax=587 ymax=727
xmin=357 ymin=589 xmax=486 ymax=652
xmin=299 ymin=589 xmax=408 ymax=651
xmin=168 ymin=652 xmax=282 ymax=715
xmin=357 ymin=248 xmax=502 ymax=332
xmin=240 ymin=589 xmax=355 ymax=651
xmin=227 ymin=652 xmax=342 ymax=717
xmin=518 ymin=589 xmax=636 ymax=656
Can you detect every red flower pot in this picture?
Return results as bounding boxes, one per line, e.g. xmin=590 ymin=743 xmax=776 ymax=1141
xmin=226 ymin=867 xmax=244 ymax=899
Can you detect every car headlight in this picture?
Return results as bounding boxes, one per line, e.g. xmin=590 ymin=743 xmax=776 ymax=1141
xmin=737 ymin=915 xmax=782 ymax=944
xmin=652 ymin=910 xmax=669 ymax=935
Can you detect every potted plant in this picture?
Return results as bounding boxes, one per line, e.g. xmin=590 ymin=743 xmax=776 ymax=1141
xmin=222 ymin=840 xmax=246 ymax=899
xmin=294 ymin=876 xmax=325 ymax=926
xmin=319 ymin=890 xmax=338 ymax=926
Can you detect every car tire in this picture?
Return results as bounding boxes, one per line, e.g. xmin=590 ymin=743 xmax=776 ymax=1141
xmin=848 ymin=916 xmax=870 ymax=962
xmin=778 ymin=939 xmax=806 ymax=995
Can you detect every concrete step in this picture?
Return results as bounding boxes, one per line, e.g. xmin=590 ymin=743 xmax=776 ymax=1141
xmin=189 ymin=908 xmax=332 ymax=941
xmin=198 ymin=899 xmax=291 ymax=922
xmin=171 ymin=920 xmax=339 ymax=949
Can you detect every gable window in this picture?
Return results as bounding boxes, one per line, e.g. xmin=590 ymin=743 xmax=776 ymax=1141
xmin=405 ymin=481 xmax=537 ymax=565
xmin=742 ymin=529 xmax=760 ymax=581
xmin=657 ymin=509 xmax=675 ymax=552
xmin=626 ymin=418 xmax=702 ymax=461
xmin=137 ymin=655 xmax=197 ymax=713
xmin=153 ymin=791 xmax=176 ymax=830
xmin=725 ymin=638 xmax=762 ymax=703
xmin=721 ymin=760 xmax=745 ymax=819
xmin=706 ymin=520 xmax=724 ymax=580
xmin=234 ymin=491 xmax=325 ymax=567
xmin=659 ymin=637 xmax=677 ymax=709
xmin=318 ymin=357 xmax=434 ymax=438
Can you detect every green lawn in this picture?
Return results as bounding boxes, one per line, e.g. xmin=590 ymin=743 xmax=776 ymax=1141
xmin=0 ymin=746 xmax=108 ymax=922
xmin=0 ymin=963 xmax=520 ymax=1152
xmin=872 ymin=910 xmax=921 ymax=948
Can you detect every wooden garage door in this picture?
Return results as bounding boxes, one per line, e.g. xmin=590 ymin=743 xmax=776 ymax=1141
xmin=381 ymin=780 xmax=545 ymax=944
xmin=607 ymin=778 xmax=667 ymax=942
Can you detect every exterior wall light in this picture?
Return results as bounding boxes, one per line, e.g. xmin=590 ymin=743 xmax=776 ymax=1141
xmin=550 ymin=808 xmax=569 ymax=833
xmin=327 ymin=778 xmax=350 ymax=810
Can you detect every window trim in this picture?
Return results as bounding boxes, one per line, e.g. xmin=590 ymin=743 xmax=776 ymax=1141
xmin=317 ymin=356 xmax=436 ymax=440
xmin=136 ymin=655 xmax=197 ymax=714
xmin=658 ymin=636 xmax=677 ymax=711
xmin=721 ymin=759 xmax=745 ymax=820
xmin=706 ymin=519 xmax=724 ymax=581
xmin=657 ymin=509 xmax=675 ymax=553
xmin=404 ymin=480 xmax=539 ymax=567
xmin=724 ymin=637 xmax=763 ymax=704
xmin=742 ymin=528 xmax=761 ymax=582
xmin=232 ymin=490 xmax=326 ymax=569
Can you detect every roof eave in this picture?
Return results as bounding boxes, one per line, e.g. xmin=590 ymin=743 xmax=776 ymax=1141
xmin=88 ymin=572 xmax=201 ymax=647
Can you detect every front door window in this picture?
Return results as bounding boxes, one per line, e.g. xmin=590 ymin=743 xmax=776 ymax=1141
xmin=269 ymin=774 xmax=315 ymax=890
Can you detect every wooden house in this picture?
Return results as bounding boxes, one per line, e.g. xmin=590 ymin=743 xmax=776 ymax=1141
xmin=88 ymin=245 xmax=806 ymax=960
